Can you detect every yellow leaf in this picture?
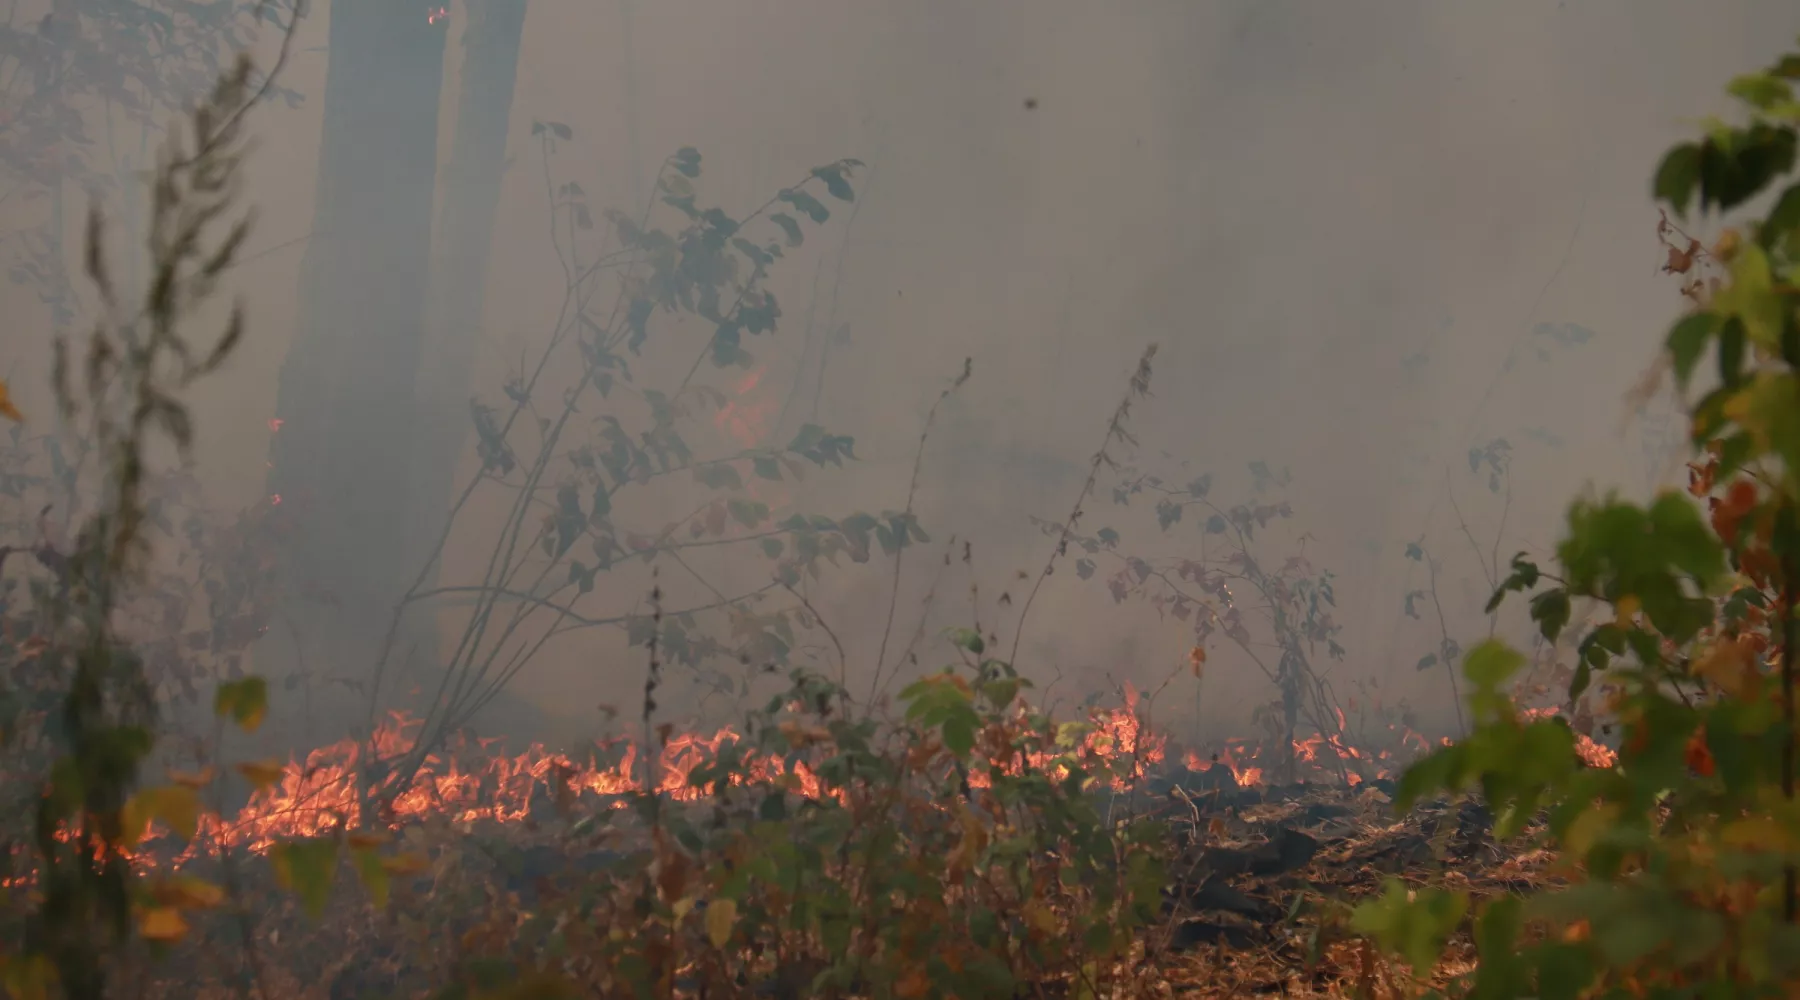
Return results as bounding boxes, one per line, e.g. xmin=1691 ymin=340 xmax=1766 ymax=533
xmin=138 ymin=907 xmax=190 ymax=943
xmin=1613 ymin=595 xmax=1642 ymax=629
xmin=1713 ymin=227 xmax=1742 ymax=262
xmin=0 ymin=953 xmax=57 ymax=1000
xmin=704 ymin=897 xmax=737 ymax=948
xmin=1721 ymin=816 xmax=1797 ymax=852
xmin=1694 ymin=638 xmax=1763 ymax=701
xmin=123 ymin=784 xmax=202 ymax=844
xmin=1022 ymin=899 xmax=1059 ymax=936
xmin=0 ymin=380 xmax=22 ymax=424
xmin=154 ymin=876 xmax=226 ymax=910
xmin=671 ymin=895 xmax=696 ymax=921
xmin=235 ymin=758 xmax=286 ymax=792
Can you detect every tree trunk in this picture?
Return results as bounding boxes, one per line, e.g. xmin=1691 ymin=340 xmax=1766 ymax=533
xmin=265 ymin=0 xmax=449 ymax=722
xmin=402 ymin=0 xmax=528 ymax=595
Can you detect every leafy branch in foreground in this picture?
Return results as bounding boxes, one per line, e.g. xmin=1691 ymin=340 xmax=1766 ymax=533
xmin=3 ymin=52 xmax=261 ymax=1000
xmin=1355 ymin=39 xmax=1800 ymax=996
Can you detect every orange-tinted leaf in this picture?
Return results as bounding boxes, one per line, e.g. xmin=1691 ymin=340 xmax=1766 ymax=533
xmin=138 ymin=907 xmax=190 ymax=943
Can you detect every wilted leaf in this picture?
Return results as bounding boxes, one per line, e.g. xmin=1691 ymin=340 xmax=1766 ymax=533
xmin=235 ymin=758 xmax=286 ymax=792
xmin=168 ymin=766 xmax=216 ymax=789
xmin=0 ymin=380 xmax=21 ymax=422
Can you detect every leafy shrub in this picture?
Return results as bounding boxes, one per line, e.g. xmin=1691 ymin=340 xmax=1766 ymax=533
xmin=1354 ymin=39 xmax=1800 ymax=997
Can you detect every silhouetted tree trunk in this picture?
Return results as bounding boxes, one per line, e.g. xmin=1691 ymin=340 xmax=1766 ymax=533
xmin=403 ymin=0 xmax=528 ymax=595
xmin=266 ymin=0 xmax=448 ymax=706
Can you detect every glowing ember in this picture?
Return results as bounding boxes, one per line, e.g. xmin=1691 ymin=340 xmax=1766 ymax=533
xmin=426 ymin=5 xmax=449 ymax=25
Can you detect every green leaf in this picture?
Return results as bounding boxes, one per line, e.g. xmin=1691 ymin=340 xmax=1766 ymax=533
xmin=1699 ymin=125 xmax=1797 ymax=213
xmin=753 ymin=455 xmax=781 ymax=480
xmin=810 ymin=163 xmax=856 ymax=202
xmin=779 ymin=188 xmax=830 ymax=224
xmin=1728 ymin=71 xmax=1795 ymax=110
xmin=760 ymin=537 xmax=784 ymax=558
xmin=1533 ymin=943 xmax=1597 ymax=1000
xmin=727 ymin=497 xmax=769 ymax=528
xmin=1653 ymin=143 xmax=1702 ymax=215
xmin=768 ymin=212 xmax=803 ymax=247
xmin=1665 ymin=311 xmax=1720 ymax=388
xmin=270 ymin=838 xmax=340 ymax=918
xmin=1350 ymin=879 xmax=1468 ymax=978
xmin=1529 ymin=588 xmax=1572 ymax=643
xmin=950 ymin=628 xmax=985 ymax=654
xmin=1761 ymin=181 xmax=1800 ymax=248
xmin=694 ymin=463 xmax=743 ymax=491
xmin=214 ymin=676 xmax=268 ymax=733
xmin=1463 ymin=639 xmax=1526 ymax=691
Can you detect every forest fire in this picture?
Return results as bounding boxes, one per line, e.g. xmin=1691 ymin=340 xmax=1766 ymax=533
xmin=111 ymin=693 xmax=1165 ymax=867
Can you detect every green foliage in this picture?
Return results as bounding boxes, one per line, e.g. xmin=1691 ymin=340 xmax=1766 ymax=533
xmin=1356 ymin=38 xmax=1800 ymax=995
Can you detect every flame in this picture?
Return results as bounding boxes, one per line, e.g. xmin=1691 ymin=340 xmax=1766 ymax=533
xmin=426 ymin=5 xmax=448 ymax=24
xmin=77 ymin=693 xmax=1161 ymax=873
xmin=713 ymin=367 xmax=779 ymax=450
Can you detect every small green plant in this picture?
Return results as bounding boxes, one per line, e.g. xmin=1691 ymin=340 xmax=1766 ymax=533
xmin=1053 ymin=461 xmax=1353 ymax=783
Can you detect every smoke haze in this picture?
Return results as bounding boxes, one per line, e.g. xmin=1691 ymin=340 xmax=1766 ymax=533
xmin=4 ymin=0 xmax=1796 ymax=749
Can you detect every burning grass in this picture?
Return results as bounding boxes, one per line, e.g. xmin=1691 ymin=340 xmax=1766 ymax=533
xmin=11 ymin=673 xmax=1580 ymax=1000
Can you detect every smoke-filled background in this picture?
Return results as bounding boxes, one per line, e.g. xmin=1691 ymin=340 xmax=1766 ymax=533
xmin=3 ymin=0 xmax=1794 ymax=753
